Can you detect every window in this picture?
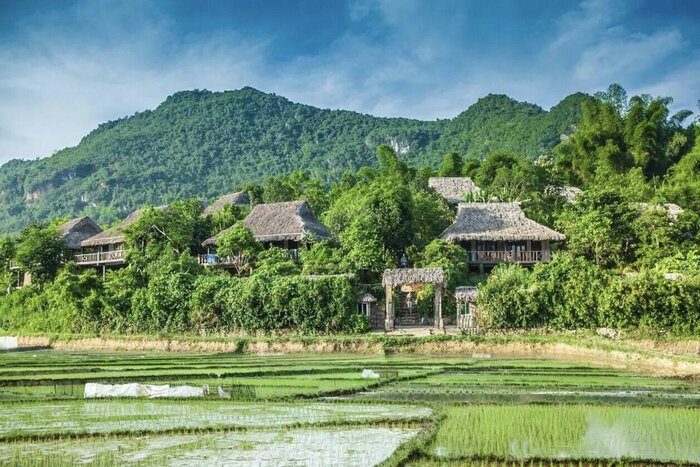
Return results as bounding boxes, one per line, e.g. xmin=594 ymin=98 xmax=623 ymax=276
xmin=358 ymin=302 xmax=370 ymax=317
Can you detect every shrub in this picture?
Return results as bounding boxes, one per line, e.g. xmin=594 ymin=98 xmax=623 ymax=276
xmin=477 ymin=264 xmax=540 ymax=329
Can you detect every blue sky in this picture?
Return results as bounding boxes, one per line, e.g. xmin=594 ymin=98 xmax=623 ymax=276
xmin=1 ymin=0 xmax=699 ymax=162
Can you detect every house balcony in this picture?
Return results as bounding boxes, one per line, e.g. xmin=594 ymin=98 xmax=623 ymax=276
xmin=198 ymin=253 xmax=246 ymax=267
xmin=74 ymin=250 xmax=126 ymax=266
xmin=468 ymin=250 xmax=551 ymax=264
xmin=199 ymin=249 xmax=300 ymax=267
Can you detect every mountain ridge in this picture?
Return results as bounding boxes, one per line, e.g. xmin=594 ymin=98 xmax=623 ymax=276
xmin=0 ymin=87 xmax=593 ymax=234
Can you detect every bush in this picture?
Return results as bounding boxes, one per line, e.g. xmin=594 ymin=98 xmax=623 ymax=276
xmin=221 ymin=274 xmax=363 ymax=334
xmin=531 ymin=254 xmax=609 ymax=329
xmin=599 ymin=272 xmax=700 ymax=333
xmin=477 ymin=264 xmax=540 ymax=329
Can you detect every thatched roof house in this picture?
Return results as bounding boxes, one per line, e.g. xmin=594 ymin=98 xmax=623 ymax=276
xmin=57 ymin=217 xmax=103 ymax=250
xmin=203 ymin=192 xmax=250 ymax=216
xmin=80 ymin=206 xmax=167 ymax=248
xmin=428 ymin=177 xmax=480 ymax=204
xmin=558 ymin=186 xmax=583 ymax=202
xmin=441 ymin=203 xmax=565 ymax=242
xmin=203 ymin=200 xmax=331 ymax=247
xmin=637 ymin=203 xmax=684 ymax=220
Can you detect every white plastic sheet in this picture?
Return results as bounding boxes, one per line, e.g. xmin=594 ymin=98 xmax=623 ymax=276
xmin=361 ymin=369 xmax=380 ymax=379
xmin=0 ymin=336 xmax=18 ymax=350
xmin=84 ymin=383 xmax=205 ymax=398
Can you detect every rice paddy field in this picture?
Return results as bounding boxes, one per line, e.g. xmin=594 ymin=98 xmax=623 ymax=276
xmin=0 ymin=349 xmax=699 ymax=465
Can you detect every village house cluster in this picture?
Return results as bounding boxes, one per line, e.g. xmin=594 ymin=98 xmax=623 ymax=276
xmin=12 ymin=177 xmax=572 ymax=333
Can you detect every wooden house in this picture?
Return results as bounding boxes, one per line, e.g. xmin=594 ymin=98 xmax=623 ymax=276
xmin=10 ymin=216 xmax=103 ymax=287
xmin=441 ymin=202 xmax=565 ymax=271
xmin=637 ymin=203 xmax=684 ymax=220
xmin=201 ymin=200 xmax=331 ymax=266
xmin=75 ymin=206 xmax=167 ymax=268
xmin=428 ymin=177 xmax=480 ymax=204
xmin=202 ymin=191 xmax=250 ymax=217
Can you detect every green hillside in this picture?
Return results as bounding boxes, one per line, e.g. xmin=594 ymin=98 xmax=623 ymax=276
xmin=0 ymin=87 xmax=591 ymax=233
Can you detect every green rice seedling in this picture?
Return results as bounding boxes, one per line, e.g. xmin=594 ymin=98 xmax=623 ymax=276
xmin=429 ymin=405 xmax=700 ymax=464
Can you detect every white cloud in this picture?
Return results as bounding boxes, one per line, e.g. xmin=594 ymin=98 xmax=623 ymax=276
xmin=574 ymin=29 xmax=685 ymax=85
xmin=0 ymin=0 xmax=697 ymax=163
xmin=0 ymin=21 xmax=267 ymax=161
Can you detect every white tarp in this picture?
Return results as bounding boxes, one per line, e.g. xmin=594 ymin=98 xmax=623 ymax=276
xmin=0 ymin=336 xmax=18 ymax=350
xmin=84 ymin=383 xmax=206 ymax=398
xmin=361 ymin=369 xmax=380 ymax=379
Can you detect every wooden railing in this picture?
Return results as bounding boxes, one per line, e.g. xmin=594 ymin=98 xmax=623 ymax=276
xmin=198 ymin=254 xmax=246 ymax=267
xmin=469 ymin=250 xmax=550 ymax=263
xmin=74 ymin=250 xmax=126 ymax=265
xmin=199 ymin=249 xmax=300 ymax=267
xmin=457 ymin=314 xmax=475 ymax=329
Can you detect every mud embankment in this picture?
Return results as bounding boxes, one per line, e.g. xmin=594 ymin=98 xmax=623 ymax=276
xmin=10 ymin=335 xmax=700 ymax=378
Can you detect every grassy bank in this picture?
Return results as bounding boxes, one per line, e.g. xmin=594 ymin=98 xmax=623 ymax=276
xmin=1 ymin=330 xmax=699 ymax=380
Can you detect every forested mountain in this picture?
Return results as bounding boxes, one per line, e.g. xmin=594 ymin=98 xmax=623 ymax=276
xmin=0 ymin=87 xmax=591 ymax=233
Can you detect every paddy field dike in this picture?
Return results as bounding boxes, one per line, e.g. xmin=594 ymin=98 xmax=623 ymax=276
xmin=0 ymin=334 xmax=699 ymax=466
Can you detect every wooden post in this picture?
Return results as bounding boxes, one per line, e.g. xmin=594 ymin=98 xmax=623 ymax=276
xmin=384 ymin=285 xmax=394 ymax=332
xmin=434 ymin=284 xmax=443 ymax=332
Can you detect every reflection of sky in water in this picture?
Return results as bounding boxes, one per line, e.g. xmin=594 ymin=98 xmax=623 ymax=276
xmin=507 ymin=413 xmax=700 ymax=463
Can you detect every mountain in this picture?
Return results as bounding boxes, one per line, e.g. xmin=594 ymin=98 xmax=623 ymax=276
xmin=0 ymin=87 xmax=592 ymax=233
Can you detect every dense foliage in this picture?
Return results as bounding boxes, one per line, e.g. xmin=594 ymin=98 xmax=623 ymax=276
xmin=0 ymin=84 xmax=699 ymax=335
xmin=0 ymin=88 xmax=589 ymax=234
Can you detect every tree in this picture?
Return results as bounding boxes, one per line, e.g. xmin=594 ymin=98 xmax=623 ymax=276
xmin=555 ymin=98 xmax=628 ymax=184
xmin=209 ymin=203 xmax=248 ymax=236
xmin=476 ymin=151 xmax=547 ymax=201
xmin=594 ymin=83 xmax=628 ymax=115
xmin=477 ymin=264 xmax=539 ymax=328
xmin=126 ymin=199 xmax=208 ymax=259
xmin=253 ymin=247 xmax=300 ymax=276
xmin=15 ymin=224 xmax=66 ymax=285
xmin=215 ymin=222 xmax=261 ymax=275
xmin=532 ymin=253 xmax=608 ymax=329
xmin=411 ymin=191 xmax=453 ymax=251
xmin=419 ymin=240 xmax=469 ymax=290
xmin=301 ymin=240 xmax=345 ymax=275
xmin=633 ymin=209 xmax=677 ymax=269
xmin=462 ymin=157 xmax=481 ymax=178
xmin=557 ymin=84 xmax=693 ymax=183
xmin=438 ymin=152 xmax=464 ymax=177
xmin=324 ymin=177 xmax=414 ymax=270
xmin=377 ymin=144 xmax=412 ymax=181
xmin=661 ymin=136 xmax=700 ymax=211
xmin=556 ymin=190 xmax=639 ymax=268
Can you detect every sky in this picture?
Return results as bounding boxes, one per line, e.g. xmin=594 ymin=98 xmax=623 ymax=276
xmin=1 ymin=0 xmax=699 ymax=162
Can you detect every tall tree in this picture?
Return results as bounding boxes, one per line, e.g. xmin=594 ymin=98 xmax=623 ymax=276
xmin=438 ymin=152 xmax=464 ymax=177
xmin=15 ymin=224 xmax=66 ymax=285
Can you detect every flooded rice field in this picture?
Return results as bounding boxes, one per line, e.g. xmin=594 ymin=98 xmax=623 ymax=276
xmin=0 ymin=350 xmax=698 ymax=465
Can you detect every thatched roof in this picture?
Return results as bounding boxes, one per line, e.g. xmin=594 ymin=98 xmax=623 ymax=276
xmin=203 ymin=200 xmax=331 ymax=246
xmin=441 ymin=202 xmax=565 ymax=242
xmin=428 ymin=177 xmax=480 ymax=204
xmin=358 ymin=292 xmax=378 ymax=303
xmin=455 ymin=286 xmax=478 ymax=302
xmin=80 ymin=206 xmax=167 ymax=247
xmin=558 ymin=186 xmax=583 ymax=202
xmin=637 ymin=203 xmax=684 ymax=220
xmin=203 ymin=192 xmax=250 ymax=216
xmin=57 ymin=217 xmax=103 ymax=250
xmin=383 ymin=268 xmax=445 ymax=287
